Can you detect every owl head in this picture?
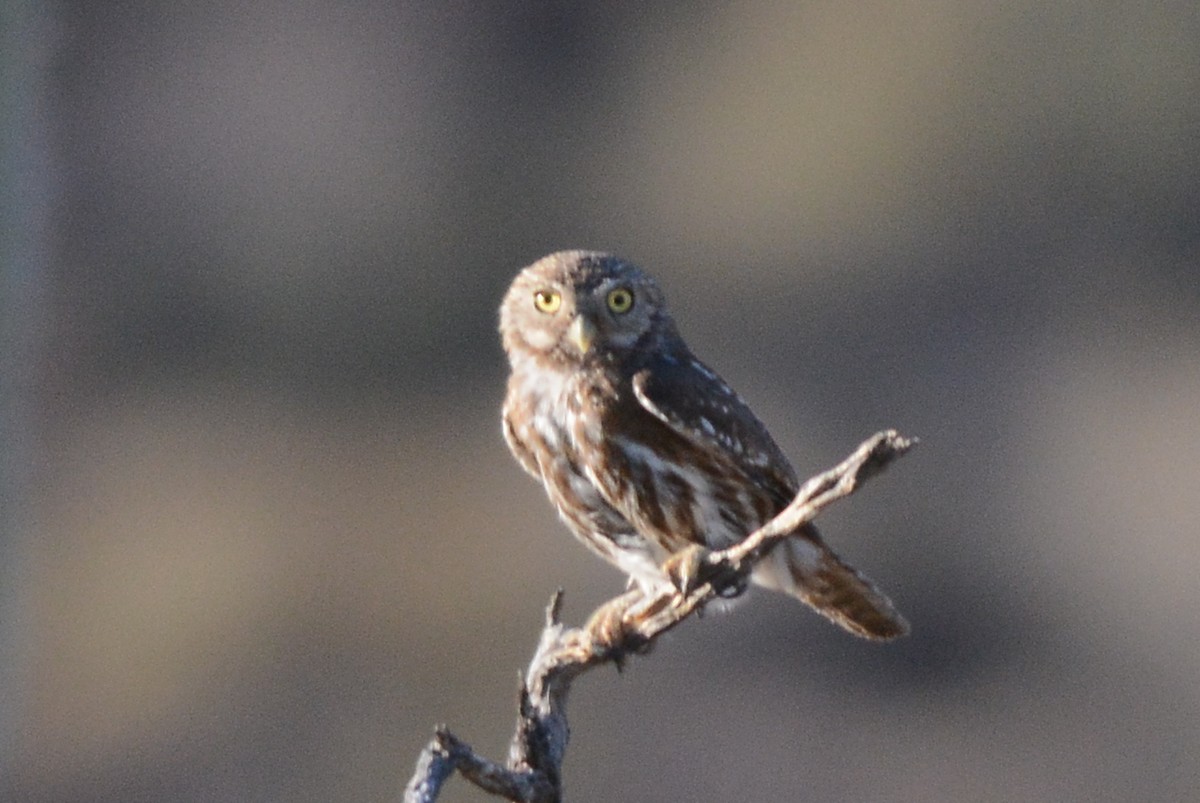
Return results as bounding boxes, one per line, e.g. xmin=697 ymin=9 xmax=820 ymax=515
xmin=500 ymin=251 xmax=674 ymax=367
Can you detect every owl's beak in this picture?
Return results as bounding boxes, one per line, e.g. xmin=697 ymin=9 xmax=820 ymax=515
xmin=567 ymin=315 xmax=597 ymax=354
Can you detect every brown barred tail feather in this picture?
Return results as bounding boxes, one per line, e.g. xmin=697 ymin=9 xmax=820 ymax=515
xmin=751 ymin=525 xmax=909 ymax=640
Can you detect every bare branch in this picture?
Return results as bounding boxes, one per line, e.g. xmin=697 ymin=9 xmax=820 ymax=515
xmin=402 ymin=430 xmax=915 ymax=801
xmin=724 ymin=428 xmax=916 ymax=567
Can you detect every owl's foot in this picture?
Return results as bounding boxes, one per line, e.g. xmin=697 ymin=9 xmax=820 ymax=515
xmin=584 ymin=600 xmax=627 ymax=651
xmin=663 ymin=545 xmax=747 ymax=599
xmin=662 ymin=545 xmax=708 ymax=595
xmin=584 ymin=593 xmax=654 ymax=663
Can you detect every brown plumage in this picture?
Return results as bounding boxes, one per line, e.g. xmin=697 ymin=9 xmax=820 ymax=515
xmin=499 ymin=250 xmax=908 ymax=640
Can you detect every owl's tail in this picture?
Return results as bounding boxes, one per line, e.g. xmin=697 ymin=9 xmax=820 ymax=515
xmin=750 ymin=524 xmax=909 ymax=640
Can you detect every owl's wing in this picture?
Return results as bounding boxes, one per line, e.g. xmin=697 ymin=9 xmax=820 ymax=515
xmin=631 ymin=357 xmax=798 ymax=500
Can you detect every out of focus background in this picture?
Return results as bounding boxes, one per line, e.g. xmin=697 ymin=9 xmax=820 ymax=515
xmin=3 ymin=3 xmax=1199 ymax=801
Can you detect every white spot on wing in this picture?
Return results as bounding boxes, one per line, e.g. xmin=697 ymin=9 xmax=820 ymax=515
xmin=690 ymin=360 xmax=718 ymax=381
xmin=632 ymin=375 xmax=671 ymax=427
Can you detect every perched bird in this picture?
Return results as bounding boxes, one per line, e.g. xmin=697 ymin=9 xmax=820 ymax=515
xmin=499 ymin=251 xmax=908 ymax=640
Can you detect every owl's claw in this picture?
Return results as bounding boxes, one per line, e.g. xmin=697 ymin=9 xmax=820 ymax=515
xmin=584 ymin=600 xmax=629 ymax=651
xmin=663 ymin=544 xmax=709 ymax=595
xmin=584 ymin=593 xmax=655 ymax=664
xmin=663 ymin=545 xmax=747 ymax=599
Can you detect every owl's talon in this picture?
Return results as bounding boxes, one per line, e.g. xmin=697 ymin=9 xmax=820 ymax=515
xmin=664 ymin=545 xmax=746 ymax=599
xmin=705 ymin=555 xmax=748 ymax=598
xmin=584 ymin=595 xmax=655 ymax=663
xmin=584 ymin=598 xmax=630 ymax=649
xmin=662 ymin=544 xmax=709 ymax=596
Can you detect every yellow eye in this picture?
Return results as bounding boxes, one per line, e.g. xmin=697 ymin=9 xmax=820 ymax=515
xmin=606 ymin=287 xmax=634 ymax=314
xmin=533 ymin=289 xmax=561 ymax=314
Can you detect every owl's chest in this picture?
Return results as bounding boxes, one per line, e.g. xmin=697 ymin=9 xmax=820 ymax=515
xmin=516 ymin=366 xmax=603 ymax=454
xmin=508 ymin=367 xmax=627 ymax=517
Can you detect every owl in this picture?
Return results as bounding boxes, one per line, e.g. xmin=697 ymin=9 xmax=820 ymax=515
xmin=499 ymin=251 xmax=908 ymax=640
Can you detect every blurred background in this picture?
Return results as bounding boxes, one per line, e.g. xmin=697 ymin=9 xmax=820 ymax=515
xmin=3 ymin=2 xmax=1199 ymax=801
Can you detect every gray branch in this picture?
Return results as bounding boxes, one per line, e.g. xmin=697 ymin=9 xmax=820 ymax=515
xmin=403 ymin=430 xmax=916 ymax=802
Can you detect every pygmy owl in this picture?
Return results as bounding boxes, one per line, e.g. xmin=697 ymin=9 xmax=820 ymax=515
xmin=499 ymin=251 xmax=908 ymax=640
